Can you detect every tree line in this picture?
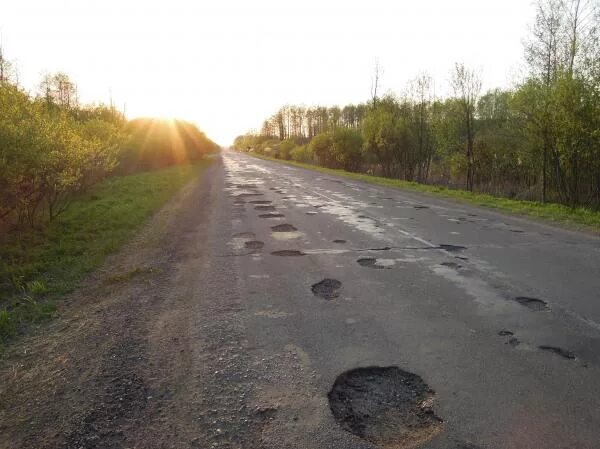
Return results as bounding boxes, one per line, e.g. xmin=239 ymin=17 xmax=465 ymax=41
xmin=0 ymin=58 xmax=219 ymax=229
xmin=234 ymin=0 xmax=600 ymax=208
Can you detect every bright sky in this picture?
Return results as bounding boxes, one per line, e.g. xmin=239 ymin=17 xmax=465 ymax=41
xmin=2 ymin=0 xmax=535 ymax=144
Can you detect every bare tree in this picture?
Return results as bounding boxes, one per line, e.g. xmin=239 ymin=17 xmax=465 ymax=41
xmin=451 ymin=63 xmax=481 ymax=191
xmin=408 ymin=73 xmax=435 ymax=182
xmin=0 ymin=45 xmax=14 ymax=84
xmin=371 ymin=60 xmax=382 ymax=107
xmin=38 ymin=72 xmax=78 ymax=108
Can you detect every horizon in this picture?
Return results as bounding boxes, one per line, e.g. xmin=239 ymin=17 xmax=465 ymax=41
xmin=3 ymin=0 xmax=535 ymax=145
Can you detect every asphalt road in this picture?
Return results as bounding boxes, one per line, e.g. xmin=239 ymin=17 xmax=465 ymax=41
xmin=220 ymin=150 xmax=600 ymax=449
xmin=3 ymin=150 xmax=600 ymax=449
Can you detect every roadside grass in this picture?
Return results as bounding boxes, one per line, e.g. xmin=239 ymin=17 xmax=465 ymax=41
xmin=248 ymin=153 xmax=600 ymax=232
xmin=0 ymin=160 xmax=210 ymax=350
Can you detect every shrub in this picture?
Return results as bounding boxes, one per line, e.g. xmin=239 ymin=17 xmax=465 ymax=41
xmin=331 ymin=128 xmax=364 ymax=171
xmin=278 ymin=139 xmax=296 ymax=160
xmin=309 ymin=132 xmax=336 ymax=168
xmin=290 ymin=145 xmax=315 ymax=164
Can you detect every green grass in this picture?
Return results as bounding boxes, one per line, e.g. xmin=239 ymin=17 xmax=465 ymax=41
xmin=0 ymin=160 xmax=210 ymax=348
xmin=248 ymin=153 xmax=600 ymax=232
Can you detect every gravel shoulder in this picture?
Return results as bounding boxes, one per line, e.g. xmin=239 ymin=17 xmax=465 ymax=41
xmin=0 ymin=157 xmax=267 ymax=449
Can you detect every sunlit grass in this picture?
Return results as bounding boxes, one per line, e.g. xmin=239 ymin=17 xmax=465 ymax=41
xmin=0 ymin=161 xmax=210 ymax=348
xmin=249 ymin=153 xmax=600 ymax=231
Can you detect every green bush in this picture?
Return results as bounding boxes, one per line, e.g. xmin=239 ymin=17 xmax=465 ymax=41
xmin=290 ymin=145 xmax=315 ymax=164
xmin=309 ymin=132 xmax=336 ymax=168
xmin=331 ymin=127 xmax=364 ymax=171
xmin=278 ymin=139 xmax=296 ymax=160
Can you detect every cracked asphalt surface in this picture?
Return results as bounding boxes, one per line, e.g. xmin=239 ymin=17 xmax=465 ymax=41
xmin=2 ymin=150 xmax=600 ymax=449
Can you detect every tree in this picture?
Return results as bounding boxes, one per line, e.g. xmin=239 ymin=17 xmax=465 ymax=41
xmin=451 ymin=63 xmax=481 ymax=191
xmin=371 ymin=61 xmax=382 ymax=107
xmin=362 ymin=96 xmax=411 ymax=177
xmin=38 ymin=72 xmax=78 ymax=109
xmin=0 ymin=46 xmax=14 ymax=84
xmin=407 ymin=73 xmax=435 ymax=182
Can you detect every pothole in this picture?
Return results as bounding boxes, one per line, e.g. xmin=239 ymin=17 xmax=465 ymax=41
xmin=311 ymin=279 xmax=342 ymax=299
xmin=259 ymin=213 xmax=285 ymax=218
xmin=357 ymin=258 xmax=384 ymax=269
xmin=498 ymin=330 xmax=514 ymax=336
xmin=413 ymin=205 xmax=429 ymax=209
xmin=271 ymin=250 xmax=305 ymax=257
xmin=306 ymin=211 xmax=318 ymax=215
xmin=255 ymin=205 xmax=276 ymax=211
xmin=244 ymin=240 xmax=264 ymax=250
xmin=539 ymin=345 xmax=576 ymax=360
xmin=440 ymin=262 xmax=461 ymax=269
xmin=271 ymin=224 xmax=298 ymax=232
xmin=515 ymin=296 xmax=549 ymax=312
xmin=438 ymin=244 xmax=466 ymax=253
xmin=249 ymin=200 xmax=272 ymax=204
xmin=328 ymin=366 xmax=442 ymax=449
xmin=333 ymin=239 xmax=347 ymax=244
xmin=507 ymin=337 xmax=521 ymax=347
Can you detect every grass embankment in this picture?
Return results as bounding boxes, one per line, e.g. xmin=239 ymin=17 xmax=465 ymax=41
xmin=249 ymin=153 xmax=600 ymax=232
xmin=0 ymin=160 xmax=210 ymax=349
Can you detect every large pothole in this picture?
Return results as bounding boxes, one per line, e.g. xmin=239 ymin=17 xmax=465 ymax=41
xmin=311 ymin=279 xmax=341 ymax=299
xmin=259 ymin=213 xmax=285 ymax=219
xmin=328 ymin=366 xmax=442 ymax=449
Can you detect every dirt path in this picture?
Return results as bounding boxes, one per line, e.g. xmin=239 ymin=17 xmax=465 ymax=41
xmin=0 ymin=158 xmax=271 ymax=448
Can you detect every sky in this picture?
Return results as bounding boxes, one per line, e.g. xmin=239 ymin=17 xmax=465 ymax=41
xmin=2 ymin=0 xmax=536 ymax=145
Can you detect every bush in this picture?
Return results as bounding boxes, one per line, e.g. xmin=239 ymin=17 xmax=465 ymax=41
xmin=278 ymin=139 xmax=296 ymax=160
xmin=331 ymin=127 xmax=363 ymax=171
xmin=309 ymin=132 xmax=336 ymax=168
xmin=290 ymin=145 xmax=315 ymax=164
xmin=0 ymin=85 xmax=121 ymax=227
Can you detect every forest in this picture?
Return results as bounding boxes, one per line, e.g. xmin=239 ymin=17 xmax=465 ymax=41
xmin=0 ymin=67 xmax=219 ymax=230
xmin=234 ymin=0 xmax=600 ymax=209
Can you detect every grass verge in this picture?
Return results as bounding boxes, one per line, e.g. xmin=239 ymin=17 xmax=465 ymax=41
xmin=248 ymin=152 xmax=600 ymax=232
xmin=0 ymin=160 xmax=210 ymax=349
